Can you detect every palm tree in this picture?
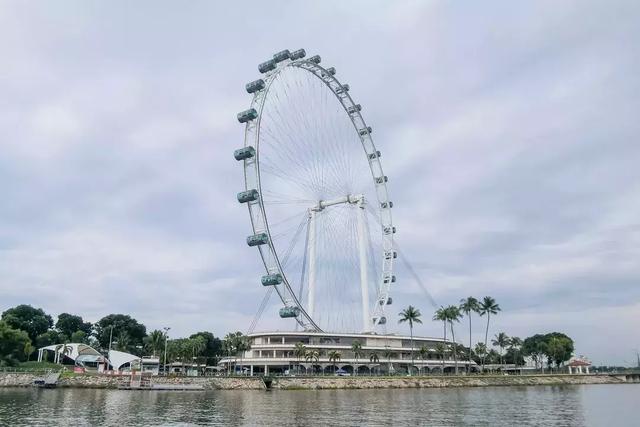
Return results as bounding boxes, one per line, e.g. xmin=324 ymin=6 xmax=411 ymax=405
xmin=369 ymin=352 xmax=380 ymax=375
xmin=444 ymin=305 xmax=462 ymax=374
xmin=382 ymin=347 xmax=393 ymax=375
xmin=418 ymin=345 xmax=429 ymax=375
xmin=478 ymin=296 xmax=501 ymax=372
xmin=474 ymin=342 xmax=487 ymax=372
xmin=509 ymin=337 xmax=523 ymax=369
xmin=492 ymin=332 xmax=510 ymax=369
xmin=459 ymin=297 xmax=479 ymax=370
xmin=328 ymin=350 xmax=341 ymax=374
xmin=434 ymin=343 xmax=447 ymax=374
xmin=351 ymin=340 xmax=364 ymax=376
xmin=398 ymin=305 xmax=422 ymax=376
xmin=145 ymin=330 xmax=165 ymax=357
xmin=115 ymin=330 xmax=130 ymax=353
xmin=294 ymin=342 xmax=306 ymax=375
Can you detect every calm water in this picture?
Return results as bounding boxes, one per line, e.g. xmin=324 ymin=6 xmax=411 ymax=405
xmin=0 ymin=384 xmax=638 ymax=426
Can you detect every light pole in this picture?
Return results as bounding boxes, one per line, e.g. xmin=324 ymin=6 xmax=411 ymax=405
xmin=163 ymin=327 xmax=170 ymax=376
xmin=107 ymin=325 xmax=114 ymax=371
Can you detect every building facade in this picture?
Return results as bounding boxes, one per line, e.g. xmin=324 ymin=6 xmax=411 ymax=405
xmin=219 ymin=331 xmax=476 ymax=375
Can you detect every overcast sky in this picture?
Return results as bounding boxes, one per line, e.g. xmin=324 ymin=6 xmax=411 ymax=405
xmin=1 ymin=1 xmax=639 ymax=365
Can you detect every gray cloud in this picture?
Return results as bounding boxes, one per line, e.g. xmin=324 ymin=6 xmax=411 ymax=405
xmin=0 ymin=0 xmax=639 ymax=364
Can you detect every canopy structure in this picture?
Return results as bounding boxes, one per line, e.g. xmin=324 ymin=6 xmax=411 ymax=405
xmin=108 ymin=350 xmax=160 ymax=374
xmin=37 ymin=343 xmax=105 ymax=366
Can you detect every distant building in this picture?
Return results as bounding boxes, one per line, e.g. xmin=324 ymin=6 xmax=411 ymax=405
xmin=218 ymin=331 xmax=476 ymax=375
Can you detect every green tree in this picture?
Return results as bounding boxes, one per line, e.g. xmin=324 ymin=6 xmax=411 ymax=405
xmin=115 ymin=330 xmax=131 ymax=353
xmin=491 ymin=332 xmax=510 ymax=368
xmin=544 ymin=333 xmax=574 ymax=370
xmin=459 ymin=297 xmax=480 ymax=369
xmin=145 ymin=330 xmax=166 ymax=357
xmin=0 ymin=320 xmax=32 ymax=366
xmin=35 ymin=330 xmax=66 ymax=350
xmin=382 ymin=347 xmax=393 ymax=374
xmin=189 ymin=331 xmax=223 ymax=363
xmin=398 ymin=305 xmax=422 ymax=376
xmin=434 ymin=342 xmax=447 ymax=373
xmin=433 ymin=306 xmax=448 ymax=348
xmin=70 ymin=330 xmax=89 ymax=344
xmin=522 ymin=334 xmax=548 ymax=372
xmin=369 ymin=351 xmax=380 ymax=375
xmin=2 ymin=305 xmax=53 ymax=343
xmin=328 ymin=350 xmax=341 ymax=374
xmin=478 ymin=296 xmax=501 ymax=372
xmin=443 ymin=305 xmax=462 ymax=374
xmin=351 ymin=340 xmax=364 ymax=375
xmin=55 ymin=313 xmax=92 ymax=339
xmin=94 ymin=314 xmax=147 ymax=350
xmin=474 ymin=342 xmax=487 ymax=369
xmin=294 ymin=342 xmax=307 ymax=374
xmin=507 ymin=337 xmax=523 ymax=367
xmin=418 ymin=345 xmax=429 ymax=375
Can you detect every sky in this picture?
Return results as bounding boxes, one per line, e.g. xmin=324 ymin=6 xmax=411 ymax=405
xmin=1 ymin=1 xmax=639 ymax=365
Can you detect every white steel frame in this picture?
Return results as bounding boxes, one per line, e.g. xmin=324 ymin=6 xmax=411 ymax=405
xmin=241 ymin=53 xmax=394 ymax=332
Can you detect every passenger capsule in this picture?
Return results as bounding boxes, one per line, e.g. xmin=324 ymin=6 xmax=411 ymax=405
xmin=375 ymin=176 xmax=388 ymax=184
xmin=336 ymin=84 xmax=350 ymax=94
xmin=384 ymin=251 xmax=398 ymax=260
xmin=279 ymin=306 xmax=300 ymax=318
xmin=246 ymin=79 xmax=265 ymax=94
xmin=308 ymin=55 xmax=321 ymax=64
xmin=368 ymin=151 xmax=381 ymax=160
xmin=237 ymin=108 xmax=258 ymax=123
xmin=273 ymin=49 xmax=291 ymax=63
xmin=290 ymin=49 xmax=306 ymax=60
xmin=326 ymin=67 xmax=336 ymax=75
xmin=258 ymin=59 xmax=277 ymax=73
xmin=383 ymin=275 xmax=396 ymax=284
xmin=379 ymin=297 xmax=393 ymax=305
xmin=377 ymin=316 xmax=387 ymax=325
xmin=237 ymin=189 xmax=259 ymax=204
xmin=383 ymin=226 xmax=397 ymax=235
xmin=347 ymin=104 xmax=362 ymax=114
xmin=359 ymin=126 xmax=373 ymax=136
xmin=246 ymin=233 xmax=269 ymax=247
xmin=234 ymin=146 xmax=255 ymax=161
xmin=261 ymin=274 xmax=283 ymax=286
xmin=381 ymin=201 xmax=393 ymax=209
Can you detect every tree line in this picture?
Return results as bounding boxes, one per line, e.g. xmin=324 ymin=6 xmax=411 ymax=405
xmin=0 ymin=304 xmax=242 ymax=367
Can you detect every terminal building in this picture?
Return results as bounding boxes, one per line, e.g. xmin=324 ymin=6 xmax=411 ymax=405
xmin=218 ymin=331 xmax=477 ymax=375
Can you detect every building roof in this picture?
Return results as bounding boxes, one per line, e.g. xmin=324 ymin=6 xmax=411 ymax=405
xmin=38 ymin=343 xmax=103 ymax=361
xmin=568 ymin=359 xmax=591 ymax=367
xmin=249 ymin=330 xmax=445 ymax=342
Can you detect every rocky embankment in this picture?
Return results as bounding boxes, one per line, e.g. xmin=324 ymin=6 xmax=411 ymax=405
xmin=1 ymin=372 xmax=633 ymax=390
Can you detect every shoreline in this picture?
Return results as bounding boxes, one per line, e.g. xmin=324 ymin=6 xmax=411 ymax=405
xmin=1 ymin=372 xmax=638 ymax=390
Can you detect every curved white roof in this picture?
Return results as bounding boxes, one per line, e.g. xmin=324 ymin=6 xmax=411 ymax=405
xmin=38 ymin=343 xmax=102 ymax=361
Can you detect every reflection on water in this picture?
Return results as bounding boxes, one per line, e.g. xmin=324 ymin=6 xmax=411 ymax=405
xmin=0 ymin=384 xmax=638 ymax=426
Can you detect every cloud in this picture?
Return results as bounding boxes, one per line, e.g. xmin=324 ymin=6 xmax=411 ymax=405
xmin=0 ymin=0 xmax=639 ymax=364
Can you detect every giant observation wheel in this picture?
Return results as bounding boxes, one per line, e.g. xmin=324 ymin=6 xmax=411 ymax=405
xmin=234 ymin=49 xmax=396 ymax=333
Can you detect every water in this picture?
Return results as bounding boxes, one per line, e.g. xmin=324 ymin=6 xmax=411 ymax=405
xmin=0 ymin=384 xmax=637 ymax=426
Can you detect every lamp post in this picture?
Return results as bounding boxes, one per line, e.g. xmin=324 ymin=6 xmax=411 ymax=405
xmin=107 ymin=325 xmax=114 ymax=371
xmin=163 ymin=327 xmax=170 ymax=376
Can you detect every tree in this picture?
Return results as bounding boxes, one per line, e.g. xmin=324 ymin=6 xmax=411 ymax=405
xmin=145 ymin=330 xmax=166 ymax=357
xmin=544 ymin=333 xmax=574 ymax=370
xmin=369 ymin=351 xmax=380 ymax=375
xmin=474 ymin=342 xmax=487 ymax=369
xmin=444 ymin=305 xmax=462 ymax=374
xmin=189 ymin=332 xmax=223 ymax=363
xmin=522 ymin=334 xmax=549 ymax=372
xmin=70 ymin=330 xmax=89 ymax=344
xmin=351 ymin=340 xmax=364 ymax=375
xmin=434 ymin=343 xmax=447 ymax=373
xmin=508 ymin=337 xmax=523 ymax=367
xmin=459 ymin=297 xmax=480 ymax=370
xmin=491 ymin=332 xmax=510 ymax=368
xmin=418 ymin=345 xmax=429 ymax=375
xmin=382 ymin=347 xmax=393 ymax=375
xmin=478 ymin=296 xmax=501 ymax=372
xmin=1 ymin=305 xmax=53 ymax=343
xmin=115 ymin=330 xmax=131 ymax=353
xmin=294 ymin=342 xmax=307 ymax=374
xmin=328 ymin=350 xmax=341 ymax=374
xmin=0 ymin=320 xmax=31 ymax=366
xmin=398 ymin=305 xmax=422 ymax=376
xmin=35 ymin=330 xmax=66 ymax=350
xmin=55 ymin=313 xmax=92 ymax=339
xmin=94 ymin=314 xmax=147 ymax=350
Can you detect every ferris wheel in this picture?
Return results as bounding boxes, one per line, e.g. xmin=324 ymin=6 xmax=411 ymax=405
xmin=235 ymin=49 xmax=395 ymax=333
